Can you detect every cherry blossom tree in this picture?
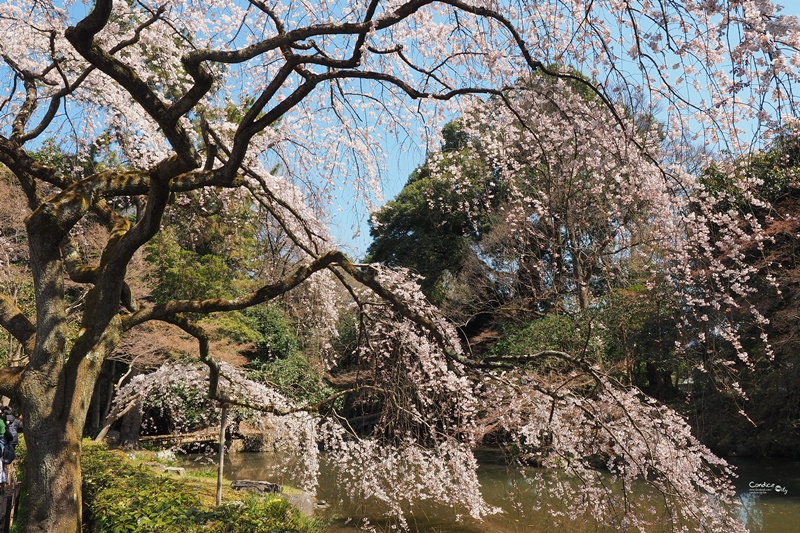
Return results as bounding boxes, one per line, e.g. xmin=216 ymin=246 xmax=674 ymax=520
xmin=0 ymin=0 xmax=799 ymax=532
xmin=368 ymin=75 xmax=669 ymax=325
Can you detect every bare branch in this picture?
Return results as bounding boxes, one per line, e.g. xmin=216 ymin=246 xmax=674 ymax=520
xmin=0 ymin=294 xmax=36 ymax=355
xmin=65 ymin=2 xmax=198 ymax=166
xmin=208 ymin=384 xmax=386 ymax=417
xmin=8 ymin=67 xmax=38 ymax=142
xmin=0 ymin=366 xmax=25 ymax=400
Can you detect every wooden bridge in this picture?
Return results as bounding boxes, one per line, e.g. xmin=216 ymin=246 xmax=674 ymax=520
xmin=139 ymin=429 xmax=220 ymax=448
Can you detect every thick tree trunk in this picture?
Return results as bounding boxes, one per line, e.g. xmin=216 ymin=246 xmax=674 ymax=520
xmin=23 ymin=423 xmax=83 ymax=533
xmin=118 ymin=401 xmax=143 ymax=449
xmin=20 ymin=358 xmax=105 ymax=533
xmin=18 ymin=355 xmax=96 ymax=533
xmin=90 ymin=377 xmax=103 ymax=431
xmin=17 ymin=316 xmax=118 ymax=533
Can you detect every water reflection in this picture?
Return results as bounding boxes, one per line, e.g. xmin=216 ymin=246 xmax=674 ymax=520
xmin=730 ymin=458 xmax=800 ymax=533
xmin=186 ymin=452 xmax=800 ymax=532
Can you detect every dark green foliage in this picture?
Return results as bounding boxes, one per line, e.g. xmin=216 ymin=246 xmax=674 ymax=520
xmin=489 ymin=313 xmax=600 ymax=361
xmin=485 ymin=275 xmax=684 ymax=397
xmin=148 ymin=228 xmax=238 ymax=304
xmin=701 ymin=130 xmax=800 ymax=209
xmin=440 ymin=120 xmax=470 ymax=152
xmin=366 ymin=167 xmax=475 ymax=303
xmin=327 ymin=311 xmax=360 ymax=368
xmin=81 ymin=443 xmax=319 ymax=533
xmin=227 ymin=305 xmax=337 ymax=407
xmin=198 ymin=305 xmax=300 ymax=359
xmin=244 ymin=305 xmax=300 ymax=362
xmin=145 ymin=210 xmax=304 ymax=360
xmin=145 ymin=187 xmax=268 ymax=308
xmin=248 ymin=352 xmax=336 ymax=407
xmin=367 ymin=121 xmax=500 ymax=303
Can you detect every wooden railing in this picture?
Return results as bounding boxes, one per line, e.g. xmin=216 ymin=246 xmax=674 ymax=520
xmin=0 ymin=467 xmax=20 ymax=533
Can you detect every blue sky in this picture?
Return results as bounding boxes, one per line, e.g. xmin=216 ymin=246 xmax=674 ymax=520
xmin=330 ymin=1 xmax=800 ymax=260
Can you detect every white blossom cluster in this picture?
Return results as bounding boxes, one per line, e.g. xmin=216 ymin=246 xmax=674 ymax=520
xmin=321 ymin=426 xmax=497 ymax=526
xmin=358 ymin=266 xmax=478 ymax=428
xmin=483 ymin=370 xmax=745 ymax=532
xmin=110 ymin=362 xmax=320 ymax=491
xmin=112 ymin=362 xmax=286 ymax=429
xmin=313 ymin=261 xmax=749 ymax=530
xmin=425 ymin=58 xmax=788 ymax=389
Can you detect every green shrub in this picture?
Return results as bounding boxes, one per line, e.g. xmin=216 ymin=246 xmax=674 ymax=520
xmin=204 ymin=497 xmax=313 ymax=533
xmin=82 ymin=445 xmax=201 ymax=532
xmin=206 ymin=311 xmax=263 ymax=345
xmin=147 ymin=229 xmax=238 ymax=305
xmin=248 ymin=352 xmax=336 ymax=407
xmin=82 ymin=443 xmax=319 ymax=533
xmin=489 ymin=313 xmax=603 ymax=362
xmin=244 ymin=304 xmax=299 ymax=362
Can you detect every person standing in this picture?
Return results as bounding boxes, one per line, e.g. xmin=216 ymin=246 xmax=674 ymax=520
xmin=0 ymin=407 xmax=21 ymax=486
xmin=2 ymin=407 xmax=19 ymax=449
xmin=0 ymin=409 xmax=7 ymax=484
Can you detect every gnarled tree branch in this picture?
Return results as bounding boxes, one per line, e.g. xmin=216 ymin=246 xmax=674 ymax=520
xmin=0 ymin=294 xmax=36 ymax=355
xmin=122 ymin=249 xmax=349 ymax=328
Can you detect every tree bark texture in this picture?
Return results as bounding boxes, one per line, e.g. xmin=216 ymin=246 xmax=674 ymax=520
xmin=22 ymin=420 xmax=83 ymax=533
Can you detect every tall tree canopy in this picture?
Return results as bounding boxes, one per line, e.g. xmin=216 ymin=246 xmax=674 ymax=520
xmin=367 ymin=121 xmax=497 ymax=305
xmin=1 ymin=1 xmax=799 ymax=531
xmin=369 ymin=73 xmax=667 ymax=323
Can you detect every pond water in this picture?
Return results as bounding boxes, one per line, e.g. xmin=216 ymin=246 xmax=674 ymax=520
xmin=191 ymin=451 xmax=800 ymax=532
xmin=731 ymin=458 xmax=800 ymax=533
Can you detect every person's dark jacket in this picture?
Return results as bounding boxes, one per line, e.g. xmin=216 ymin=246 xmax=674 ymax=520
xmin=4 ymin=414 xmax=20 ymax=447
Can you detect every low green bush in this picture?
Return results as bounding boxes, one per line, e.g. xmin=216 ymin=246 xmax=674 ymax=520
xmin=82 ymin=443 xmax=319 ymax=533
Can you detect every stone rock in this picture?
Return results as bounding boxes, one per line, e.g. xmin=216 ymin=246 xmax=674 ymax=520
xmin=280 ymin=491 xmax=314 ymax=516
xmin=227 ymin=438 xmax=246 ymax=453
xmin=230 ymin=479 xmax=281 ymax=494
xmin=229 ymin=479 xmax=317 ymax=517
xmin=143 ymin=462 xmax=184 ymax=476
xmin=105 ymin=429 xmax=120 ymax=443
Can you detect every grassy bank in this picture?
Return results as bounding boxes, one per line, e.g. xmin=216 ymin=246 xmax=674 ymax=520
xmin=13 ymin=441 xmax=321 ymax=533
